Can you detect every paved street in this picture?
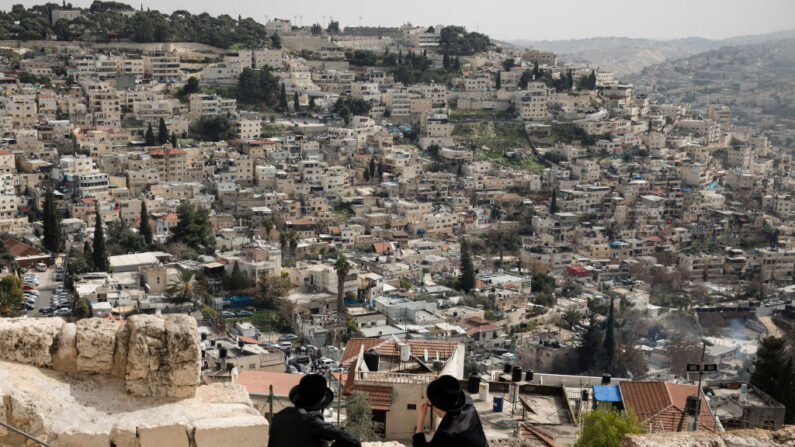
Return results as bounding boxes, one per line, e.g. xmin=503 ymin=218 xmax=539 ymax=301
xmin=25 ymin=262 xmax=63 ymax=317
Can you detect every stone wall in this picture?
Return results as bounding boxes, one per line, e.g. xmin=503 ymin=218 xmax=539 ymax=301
xmin=621 ymin=426 xmax=795 ymax=447
xmin=0 ymin=315 xmax=201 ymax=398
xmin=0 ymin=316 xmax=268 ymax=447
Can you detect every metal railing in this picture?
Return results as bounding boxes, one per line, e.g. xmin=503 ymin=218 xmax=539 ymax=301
xmin=0 ymin=421 xmax=52 ymax=446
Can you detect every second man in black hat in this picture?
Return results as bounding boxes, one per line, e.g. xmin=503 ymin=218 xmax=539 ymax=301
xmin=413 ymin=375 xmax=487 ymax=447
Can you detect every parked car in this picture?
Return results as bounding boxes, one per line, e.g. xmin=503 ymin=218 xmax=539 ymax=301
xmin=278 ymin=341 xmax=293 ymax=350
xmin=35 ymin=263 xmax=47 ymax=272
xmin=24 ymin=289 xmax=39 ymax=297
xmin=220 ymin=311 xmax=236 ymax=318
xmin=54 ymin=308 xmax=71 ymax=317
xmin=289 ymin=355 xmax=311 ymax=365
xmin=54 ymin=286 xmax=64 ymax=294
xmin=54 ymin=273 xmax=63 ymax=281
xmin=279 ymin=334 xmax=299 ymax=342
xmin=39 ymin=307 xmax=54 ymax=314
xmin=55 ymin=266 xmax=64 ymax=274
xmin=22 ymin=284 xmax=36 ymax=291
xmin=236 ymin=310 xmax=254 ymax=317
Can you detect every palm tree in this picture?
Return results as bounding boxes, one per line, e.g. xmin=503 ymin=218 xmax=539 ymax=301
xmin=167 ymin=269 xmax=206 ymax=304
xmin=279 ymin=231 xmax=288 ymax=258
xmin=334 ymin=254 xmax=351 ymax=346
xmin=288 ymin=231 xmax=299 ymax=259
xmin=263 ymin=218 xmax=274 ymax=241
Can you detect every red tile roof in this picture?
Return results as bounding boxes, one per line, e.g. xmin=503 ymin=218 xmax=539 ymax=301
xmin=4 ymin=238 xmax=42 ymax=258
xmin=619 ymin=382 xmax=717 ymax=432
xmin=235 ymin=371 xmax=303 ymax=396
xmin=341 ymin=338 xmax=458 ymax=366
xmin=372 ymin=242 xmax=394 ymax=254
xmin=346 ymin=384 xmax=392 ymax=411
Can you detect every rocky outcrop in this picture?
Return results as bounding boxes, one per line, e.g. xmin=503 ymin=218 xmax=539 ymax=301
xmin=0 ymin=360 xmax=268 ymax=447
xmin=125 ymin=314 xmax=201 ymax=398
xmin=621 ymin=426 xmax=795 ymax=447
xmin=0 ymin=317 xmax=64 ymax=367
xmin=0 ymin=316 xmax=201 ymax=398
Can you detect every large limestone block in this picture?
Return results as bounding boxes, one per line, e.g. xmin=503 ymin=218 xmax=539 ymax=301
xmin=52 ymin=322 xmax=77 ymax=373
xmin=75 ymin=318 xmax=122 ymax=375
xmin=7 ymin=392 xmax=46 ymax=438
xmin=0 ymin=318 xmax=64 ymax=367
xmin=620 ymin=427 xmax=795 ymax=447
xmin=125 ymin=314 xmax=201 ymax=398
xmin=53 ymin=428 xmax=111 ymax=447
xmin=192 ymin=415 xmax=269 ymax=447
xmin=110 ymin=422 xmax=137 ymax=447
xmin=137 ymin=423 xmax=189 ymax=447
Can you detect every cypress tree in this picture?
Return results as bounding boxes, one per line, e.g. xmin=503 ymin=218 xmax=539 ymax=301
xmin=92 ymin=210 xmax=109 ymax=272
xmin=145 ymin=123 xmax=156 ymax=146
xmin=293 ymin=92 xmax=299 ymax=111
xmin=495 ymin=71 xmax=501 ymax=89
xmin=139 ymin=201 xmax=152 ymax=246
xmin=308 ymin=96 xmax=315 ymax=111
xmin=278 ymin=83 xmax=288 ymax=112
xmin=458 ymin=239 xmax=475 ymax=293
xmin=42 ymin=186 xmax=61 ymax=252
xmin=604 ymin=295 xmax=616 ymax=371
xmin=751 ymin=336 xmax=795 ymax=423
xmin=170 ymin=131 xmax=177 ymax=147
xmin=550 ymin=189 xmax=558 ymax=213
xmin=83 ymin=241 xmax=93 ymax=270
xmin=157 ymin=118 xmax=168 ymax=144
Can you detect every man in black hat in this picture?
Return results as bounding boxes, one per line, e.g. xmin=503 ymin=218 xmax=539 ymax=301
xmin=413 ymin=375 xmax=487 ymax=447
xmin=268 ymin=374 xmax=361 ymax=447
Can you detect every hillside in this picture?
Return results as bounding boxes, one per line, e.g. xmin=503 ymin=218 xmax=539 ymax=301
xmin=510 ymin=30 xmax=795 ymax=76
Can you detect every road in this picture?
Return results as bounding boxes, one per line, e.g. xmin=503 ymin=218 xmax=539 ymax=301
xmin=25 ymin=263 xmax=62 ymax=317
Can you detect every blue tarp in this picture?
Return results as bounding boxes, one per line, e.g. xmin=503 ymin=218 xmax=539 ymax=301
xmin=224 ymin=296 xmax=254 ymax=308
xmin=592 ymin=385 xmax=622 ymax=402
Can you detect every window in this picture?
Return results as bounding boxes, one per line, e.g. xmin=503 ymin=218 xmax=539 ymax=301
xmin=407 ymin=404 xmax=416 ymax=410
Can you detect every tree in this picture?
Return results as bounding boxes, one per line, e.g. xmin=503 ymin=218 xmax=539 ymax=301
xmin=257 ymin=271 xmax=291 ymax=308
xmin=442 ymin=48 xmax=450 ymax=69
xmin=561 ymin=308 xmax=584 ymax=330
xmin=549 ymin=189 xmax=558 ymax=213
xmin=237 ymin=67 xmax=280 ymax=108
xmin=308 ymin=96 xmax=315 ymax=111
xmin=368 ymin=157 xmax=376 ymax=181
xmin=262 ymin=218 xmax=273 ymax=240
xmin=191 ymin=115 xmax=231 ymax=141
xmin=270 ymin=33 xmax=281 ymax=49
xmin=345 ymin=391 xmax=381 ymax=442
xmin=577 ymin=310 xmax=604 ymax=373
xmin=42 ymin=186 xmax=61 ymax=252
xmin=0 ymin=275 xmax=24 ymax=317
xmin=520 ymin=69 xmax=532 ymax=89
xmin=458 ymin=239 xmax=475 ymax=292
xmin=74 ymin=297 xmax=91 ymax=319
xmin=139 ymin=200 xmax=152 ymax=246
xmin=531 ymin=272 xmax=555 ymax=294
xmin=145 ymin=123 xmax=156 ymax=146
xmin=158 ymin=117 xmax=169 ymax=144
xmin=223 ymin=261 xmax=251 ymax=291
xmin=167 ymin=269 xmax=206 ymax=303
xmin=92 ymin=210 xmax=110 ymax=272
xmin=751 ymin=336 xmax=795 ymax=423
xmin=311 ymin=23 xmax=322 ymax=35
xmin=574 ymin=407 xmax=643 ymax=447
xmin=335 ymin=254 xmax=351 ymax=314
xmin=604 ymin=295 xmax=616 ymax=371
xmin=502 ymin=58 xmax=514 ymax=71
xmin=293 ymin=91 xmax=299 ymax=111
xmin=182 ymin=76 xmax=199 ymax=95
xmin=277 ymin=83 xmax=288 ymax=112
xmin=495 ymin=71 xmax=501 ymax=89
xmin=326 ymin=20 xmax=340 ymax=34
xmin=532 ymin=61 xmax=540 ymax=79
xmin=170 ymin=200 xmax=215 ymax=253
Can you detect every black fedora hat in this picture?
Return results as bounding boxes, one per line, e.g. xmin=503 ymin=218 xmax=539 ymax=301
xmin=289 ymin=374 xmax=335 ymax=410
xmin=426 ymin=375 xmax=466 ymax=412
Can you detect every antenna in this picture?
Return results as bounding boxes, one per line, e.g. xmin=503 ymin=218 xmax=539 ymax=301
xmin=358 ymin=16 xmax=362 ymax=27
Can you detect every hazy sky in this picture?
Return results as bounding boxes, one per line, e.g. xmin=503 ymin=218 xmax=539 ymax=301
xmin=12 ymin=0 xmax=795 ymax=41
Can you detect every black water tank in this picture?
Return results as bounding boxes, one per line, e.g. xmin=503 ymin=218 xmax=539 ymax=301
xmin=363 ymin=349 xmax=379 ymax=371
xmin=503 ymin=363 xmax=512 ymax=374
xmin=219 ymin=347 xmax=228 ymax=359
xmin=201 ymin=333 xmax=207 ymax=341
xmin=601 ymin=373 xmax=611 ymax=385
xmin=238 ymin=340 xmax=245 ymax=348
xmin=512 ymin=365 xmax=522 ymax=382
xmin=582 ymin=389 xmax=589 ymax=401
xmin=467 ymin=374 xmax=481 ymax=394
xmin=525 ymin=370 xmax=534 ymax=382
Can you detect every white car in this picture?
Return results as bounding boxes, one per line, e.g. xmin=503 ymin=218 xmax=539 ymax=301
xmin=35 ymin=263 xmax=47 ymax=272
xmin=24 ymin=289 xmax=39 ymax=297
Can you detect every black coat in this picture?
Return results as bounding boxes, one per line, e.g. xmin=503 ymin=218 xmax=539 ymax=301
xmin=268 ymin=407 xmax=361 ymax=447
xmin=412 ymin=396 xmax=487 ymax=447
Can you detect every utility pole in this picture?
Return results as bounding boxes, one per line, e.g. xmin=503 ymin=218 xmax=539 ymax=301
xmin=268 ymin=384 xmax=274 ymax=421
xmin=688 ymin=338 xmax=716 ymax=431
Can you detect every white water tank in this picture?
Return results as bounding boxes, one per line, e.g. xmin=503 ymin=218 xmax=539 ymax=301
xmin=478 ymin=382 xmax=490 ymax=402
xmin=399 ymin=343 xmax=410 ymax=362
